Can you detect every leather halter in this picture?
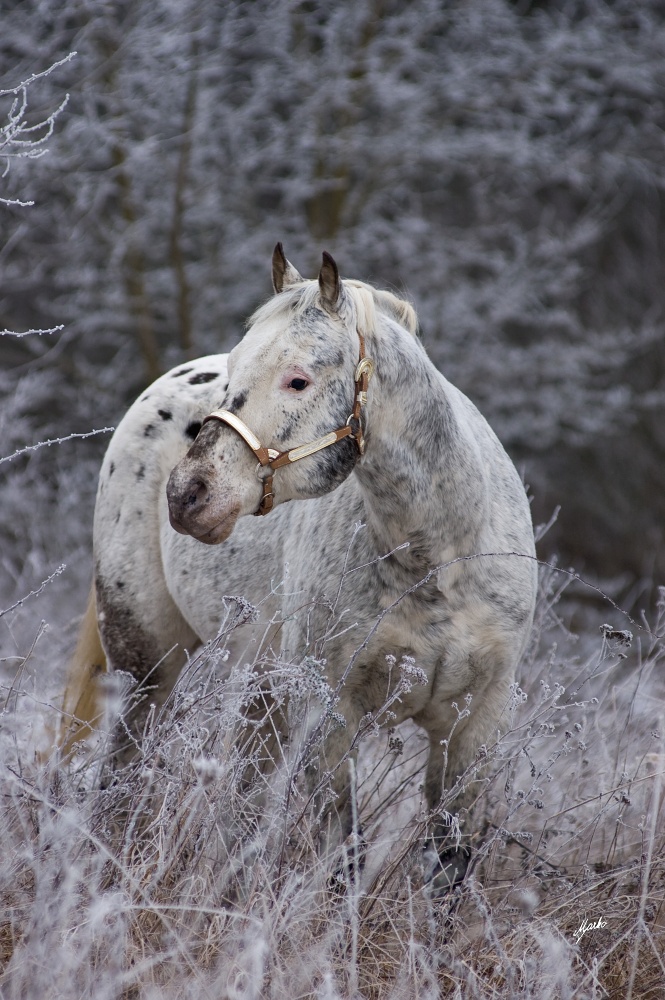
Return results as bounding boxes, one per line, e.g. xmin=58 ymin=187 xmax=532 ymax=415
xmin=201 ymin=332 xmax=374 ymax=516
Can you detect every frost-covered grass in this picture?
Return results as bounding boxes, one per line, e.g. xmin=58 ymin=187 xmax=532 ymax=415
xmin=1 ymin=566 xmax=664 ymax=999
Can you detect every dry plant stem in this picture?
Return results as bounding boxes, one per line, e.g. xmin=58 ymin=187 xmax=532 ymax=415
xmin=611 ymin=652 xmax=651 ymax=782
xmin=544 ymin=769 xmax=665 ymax=826
xmin=625 ymin=722 xmax=664 ymax=1000
xmin=346 ymin=756 xmax=361 ymax=998
xmin=3 ymin=773 xmax=207 ymax=987
xmin=2 ymin=621 xmax=47 ymax=712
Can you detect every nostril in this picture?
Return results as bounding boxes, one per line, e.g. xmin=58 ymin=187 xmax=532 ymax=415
xmin=184 ymin=479 xmax=208 ymax=510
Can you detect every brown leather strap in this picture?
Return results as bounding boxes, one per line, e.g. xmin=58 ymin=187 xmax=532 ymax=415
xmin=202 ymin=330 xmax=373 ymax=515
xmin=258 ymin=476 xmax=275 ymax=514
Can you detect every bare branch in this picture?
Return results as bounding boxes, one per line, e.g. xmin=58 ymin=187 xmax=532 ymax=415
xmin=0 ymin=427 xmax=114 ymax=466
xmin=0 ymin=325 xmax=63 ymax=337
xmin=0 ymin=565 xmax=65 ymax=619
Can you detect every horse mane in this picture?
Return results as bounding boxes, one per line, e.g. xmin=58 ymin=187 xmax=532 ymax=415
xmin=248 ymin=277 xmax=419 ymax=339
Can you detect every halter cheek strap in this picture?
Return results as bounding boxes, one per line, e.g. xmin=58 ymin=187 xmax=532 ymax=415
xmin=201 ymin=332 xmax=374 ymax=516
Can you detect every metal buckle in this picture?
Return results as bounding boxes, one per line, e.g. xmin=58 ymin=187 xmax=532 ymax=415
xmin=255 ymin=489 xmax=274 ymax=516
xmin=354 ymin=357 xmax=374 ymax=384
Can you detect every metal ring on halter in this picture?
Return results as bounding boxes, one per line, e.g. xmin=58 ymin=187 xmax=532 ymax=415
xmin=346 ymin=414 xmax=365 ymax=455
xmin=256 ymin=452 xmax=279 ymax=480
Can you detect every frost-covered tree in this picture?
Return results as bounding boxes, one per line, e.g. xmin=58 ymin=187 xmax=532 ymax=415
xmin=2 ymin=0 xmax=665 ymax=602
xmin=0 ymin=53 xmax=100 ymax=618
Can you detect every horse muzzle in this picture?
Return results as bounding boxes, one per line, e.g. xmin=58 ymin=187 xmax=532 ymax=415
xmin=166 ymin=468 xmax=240 ymax=545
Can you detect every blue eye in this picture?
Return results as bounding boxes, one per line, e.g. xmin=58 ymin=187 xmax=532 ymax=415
xmin=288 ymin=378 xmax=309 ymax=391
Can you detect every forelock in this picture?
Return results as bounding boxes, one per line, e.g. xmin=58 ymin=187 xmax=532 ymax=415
xmin=247 ymin=278 xmax=419 ymax=339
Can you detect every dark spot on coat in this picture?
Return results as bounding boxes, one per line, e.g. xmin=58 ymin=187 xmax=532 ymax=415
xmin=96 ymin=579 xmax=163 ymax=686
xmin=311 ymin=346 xmax=345 ymax=371
xmin=185 ymin=421 xmax=202 ymax=440
xmin=136 ymin=464 xmax=145 ymax=481
xmin=171 ymin=367 xmax=194 ymax=378
xmin=115 ymin=511 xmax=121 ymax=524
xmin=276 ymin=412 xmax=298 ymax=444
xmin=144 ymin=424 xmax=154 ymax=437
xmin=188 ymin=372 xmax=219 ymax=385
xmin=158 ymin=409 xmax=172 ymax=421
xmin=183 ymin=417 xmax=225 ymax=460
xmin=141 ymin=394 xmax=150 ymax=402
xmin=229 ymin=390 xmax=247 ymax=413
xmin=116 ymin=580 xmax=125 ymax=589
xmin=304 ymin=437 xmax=358 ymax=497
xmin=109 ymin=462 xmax=115 ymax=477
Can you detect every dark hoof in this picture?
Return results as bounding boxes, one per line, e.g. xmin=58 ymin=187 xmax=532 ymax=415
xmin=426 ymin=845 xmax=470 ymax=896
xmin=327 ymin=832 xmax=366 ymax=894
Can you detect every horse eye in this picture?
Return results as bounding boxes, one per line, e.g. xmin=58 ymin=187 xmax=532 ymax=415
xmin=287 ymin=377 xmax=309 ymax=391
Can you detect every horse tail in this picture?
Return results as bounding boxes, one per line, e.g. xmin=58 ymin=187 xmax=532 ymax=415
xmin=59 ymin=584 xmax=108 ymax=756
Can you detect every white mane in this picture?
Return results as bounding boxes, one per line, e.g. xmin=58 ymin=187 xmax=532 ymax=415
xmin=248 ymin=277 xmax=419 ymax=339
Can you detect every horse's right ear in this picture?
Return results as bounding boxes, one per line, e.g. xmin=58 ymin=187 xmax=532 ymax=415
xmin=318 ymin=251 xmax=342 ymax=314
xmin=272 ymin=243 xmax=303 ymax=293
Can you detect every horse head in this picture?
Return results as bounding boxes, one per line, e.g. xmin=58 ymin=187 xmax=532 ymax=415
xmin=166 ymin=245 xmax=368 ymax=544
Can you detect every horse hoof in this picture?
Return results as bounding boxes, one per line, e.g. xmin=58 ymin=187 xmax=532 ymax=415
xmin=426 ymin=845 xmax=470 ymax=897
xmin=326 ymin=832 xmax=366 ymax=894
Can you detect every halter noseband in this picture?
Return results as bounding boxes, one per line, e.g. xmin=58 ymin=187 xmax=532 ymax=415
xmin=201 ymin=332 xmax=374 ymax=516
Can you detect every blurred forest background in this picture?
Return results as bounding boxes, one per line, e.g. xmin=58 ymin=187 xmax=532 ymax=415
xmin=2 ymin=0 xmax=665 ymax=619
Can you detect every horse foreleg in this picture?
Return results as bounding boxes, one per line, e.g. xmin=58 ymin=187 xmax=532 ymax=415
xmin=423 ymin=732 xmax=475 ymax=892
xmin=422 ymin=664 xmax=516 ymax=892
xmin=423 ymin=704 xmax=504 ymax=891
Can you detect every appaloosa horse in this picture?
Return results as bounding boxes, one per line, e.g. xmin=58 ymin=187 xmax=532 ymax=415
xmin=64 ymin=245 xmax=537 ymax=887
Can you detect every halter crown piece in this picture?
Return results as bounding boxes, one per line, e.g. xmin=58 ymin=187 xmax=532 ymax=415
xmin=201 ymin=332 xmax=374 ymax=515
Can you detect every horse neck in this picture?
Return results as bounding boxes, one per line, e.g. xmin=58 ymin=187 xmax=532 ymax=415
xmin=354 ymin=320 xmax=487 ymax=556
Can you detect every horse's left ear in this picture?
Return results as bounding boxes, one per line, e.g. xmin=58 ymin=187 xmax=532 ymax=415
xmin=318 ymin=251 xmax=342 ymax=314
xmin=272 ymin=243 xmax=303 ymax=294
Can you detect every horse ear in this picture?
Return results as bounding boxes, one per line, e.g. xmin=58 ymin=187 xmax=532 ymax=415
xmin=318 ymin=251 xmax=342 ymax=313
xmin=272 ymin=242 xmax=303 ymax=293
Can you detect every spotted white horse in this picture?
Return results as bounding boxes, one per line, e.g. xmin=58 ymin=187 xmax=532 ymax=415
xmin=63 ymin=246 xmax=537 ymax=887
